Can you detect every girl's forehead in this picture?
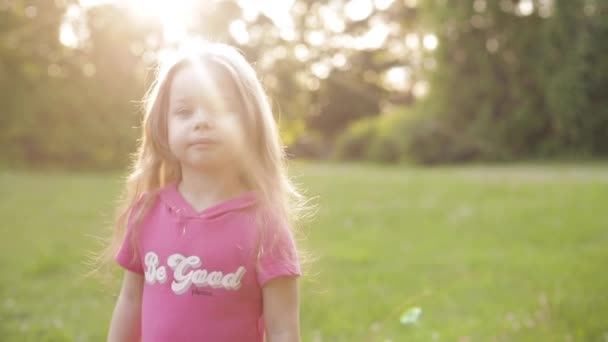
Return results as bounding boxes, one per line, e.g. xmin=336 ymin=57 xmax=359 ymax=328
xmin=168 ymin=62 xmax=240 ymax=103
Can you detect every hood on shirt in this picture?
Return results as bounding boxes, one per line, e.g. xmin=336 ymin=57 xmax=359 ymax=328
xmin=159 ymin=182 xmax=259 ymax=221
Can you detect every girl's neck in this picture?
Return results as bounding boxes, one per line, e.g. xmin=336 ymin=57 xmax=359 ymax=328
xmin=178 ymin=165 xmax=249 ymax=211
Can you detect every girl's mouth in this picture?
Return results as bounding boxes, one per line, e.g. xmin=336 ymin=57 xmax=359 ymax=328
xmin=189 ymin=138 xmax=217 ymax=148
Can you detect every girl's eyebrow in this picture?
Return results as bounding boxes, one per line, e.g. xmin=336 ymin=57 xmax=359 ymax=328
xmin=169 ymin=95 xmax=196 ymax=107
xmin=169 ymin=81 xmax=242 ymax=109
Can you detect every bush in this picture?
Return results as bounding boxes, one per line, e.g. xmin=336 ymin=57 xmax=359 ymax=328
xmin=333 ymin=107 xmax=414 ymax=163
xmin=366 ymin=110 xmax=409 ymax=163
xmin=286 ymin=134 xmax=329 ymax=159
xmin=404 ymin=116 xmax=483 ymax=164
xmin=333 ymin=116 xmax=378 ymax=161
xmin=333 ymin=105 xmax=488 ymax=165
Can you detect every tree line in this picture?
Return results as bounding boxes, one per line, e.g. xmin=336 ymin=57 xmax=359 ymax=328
xmin=1 ymin=0 xmax=606 ymax=168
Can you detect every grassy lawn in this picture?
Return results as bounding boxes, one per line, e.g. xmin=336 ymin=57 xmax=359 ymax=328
xmin=1 ymin=163 xmax=607 ymax=341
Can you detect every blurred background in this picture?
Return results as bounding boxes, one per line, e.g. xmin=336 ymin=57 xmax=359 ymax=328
xmin=1 ymin=0 xmax=607 ymax=341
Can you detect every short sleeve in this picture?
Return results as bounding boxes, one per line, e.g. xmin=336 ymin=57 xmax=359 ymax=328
xmin=256 ymin=213 xmax=301 ymax=286
xmin=115 ymin=199 xmax=145 ymax=274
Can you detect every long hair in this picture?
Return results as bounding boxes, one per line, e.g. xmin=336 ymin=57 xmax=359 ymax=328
xmin=94 ymin=42 xmax=311 ymax=279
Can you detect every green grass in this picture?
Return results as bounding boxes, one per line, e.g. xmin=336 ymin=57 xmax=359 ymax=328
xmin=1 ymin=163 xmax=607 ymax=341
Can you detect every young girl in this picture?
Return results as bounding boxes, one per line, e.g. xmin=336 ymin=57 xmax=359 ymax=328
xmin=103 ymin=42 xmax=306 ymax=341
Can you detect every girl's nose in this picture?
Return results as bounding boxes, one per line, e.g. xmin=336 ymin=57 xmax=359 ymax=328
xmin=193 ymin=108 xmax=212 ymax=130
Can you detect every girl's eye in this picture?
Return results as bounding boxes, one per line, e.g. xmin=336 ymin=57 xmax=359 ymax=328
xmin=175 ymin=108 xmax=192 ymax=116
xmin=218 ymin=100 xmax=239 ymax=114
xmin=201 ymin=96 xmax=239 ymax=114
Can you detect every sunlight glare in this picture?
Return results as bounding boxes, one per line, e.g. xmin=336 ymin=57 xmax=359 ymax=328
xmin=59 ymin=22 xmax=78 ymax=47
xmin=59 ymin=4 xmax=84 ymax=48
xmin=311 ymin=61 xmax=330 ymax=79
xmin=229 ymin=20 xmax=250 ymax=45
xmin=345 ymin=0 xmax=373 ymax=21
xmin=332 ymin=53 xmax=347 ymax=69
xmin=294 ymin=44 xmax=311 ymax=62
xmin=517 ymin=0 xmax=534 ymax=16
xmin=423 ymin=34 xmax=438 ymax=50
xmin=83 ymin=0 xmax=297 ymax=46
xmin=117 ymin=0 xmax=196 ymax=43
xmin=306 ymin=30 xmax=326 ymax=46
xmin=384 ymin=66 xmax=410 ymax=91
xmin=405 ymin=33 xmax=419 ymax=50
xmin=239 ymin=0 xmax=295 ymax=40
xmin=374 ymin=0 xmax=394 ymax=11
xmin=356 ymin=20 xmax=389 ymax=50
xmin=128 ymin=0 xmax=294 ymax=45
xmin=412 ymin=80 xmax=429 ymax=97
xmin=164 ymin=20 xmax=187 ymax=43
xmin=320 ymin=6 xmax=345 ymax=33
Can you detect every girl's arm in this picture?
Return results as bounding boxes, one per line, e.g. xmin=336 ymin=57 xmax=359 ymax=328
xmin=107 ymin=270 xmax=144 ymax=342
xmin=262 ymin=276 xmax=301 ymax=342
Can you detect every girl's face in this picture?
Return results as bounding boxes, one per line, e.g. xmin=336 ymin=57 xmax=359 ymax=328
xmin=166 ymin=64 xmax=247 ymax=171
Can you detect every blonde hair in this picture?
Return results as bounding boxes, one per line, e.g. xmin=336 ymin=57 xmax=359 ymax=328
xmin=94 ymin=42 xmax=311 ymax=279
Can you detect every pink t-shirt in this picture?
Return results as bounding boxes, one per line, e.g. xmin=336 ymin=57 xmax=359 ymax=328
xmin=115 ymin=182 xmax=301 ymax=341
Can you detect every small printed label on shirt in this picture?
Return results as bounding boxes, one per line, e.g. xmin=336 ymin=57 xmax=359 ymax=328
xmin=191 ymin=288 xmax=213 ymax=296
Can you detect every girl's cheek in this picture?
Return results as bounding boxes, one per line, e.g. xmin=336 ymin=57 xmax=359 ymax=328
xmin=226 ymin=118 xmax=246 ymax=144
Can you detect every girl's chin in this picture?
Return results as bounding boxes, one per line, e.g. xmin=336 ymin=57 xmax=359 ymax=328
xmin=190 ymin=142 xmax=217 ymax=150
xmin=181 ymin=154 xmax=228 ymax=169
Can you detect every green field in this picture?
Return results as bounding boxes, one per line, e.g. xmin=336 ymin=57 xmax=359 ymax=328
xmin=1 ymin=163 xmax=607 ymax=341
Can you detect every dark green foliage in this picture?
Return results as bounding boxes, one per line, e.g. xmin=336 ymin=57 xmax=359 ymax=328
xmin=334 ymin=116 xmax=378 ymax=161
xmin=406 ymin=0 xmax=608 ymax=163
xmin=334 ymin=107 xmax=410 ymax=163
xmin=340 ymin=0 xmax=608 ymax=164
xmin=1 ymin=0 xmax=607 ymax=167
xmin=1 ymin=2 xmax=144 ymax=169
